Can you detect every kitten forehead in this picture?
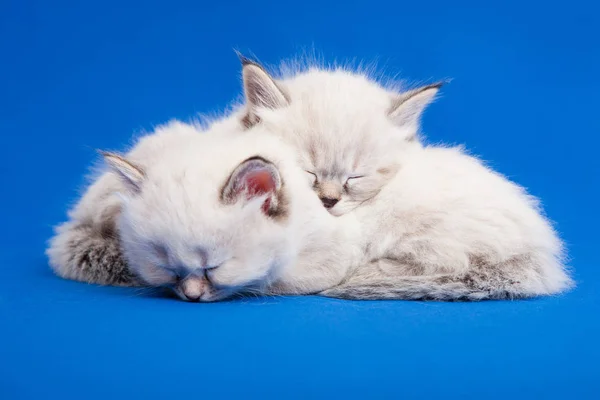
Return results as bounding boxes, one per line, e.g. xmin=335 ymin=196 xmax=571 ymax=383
xmin=256 ymin=70 xmax=403 ymax=174
xmin=129 ymin=127 xmax=295 ymax=227
xmin=286 ymin=69 xmax=393 ymax=111
xmin=143 ymin=130 xmax=288 ymax=185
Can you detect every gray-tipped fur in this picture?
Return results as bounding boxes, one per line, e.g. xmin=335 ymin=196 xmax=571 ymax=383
xmin=47 ymin=218 xmax=139 ymax=287
xmin=320 ymin=272 xmax=525 ymax=301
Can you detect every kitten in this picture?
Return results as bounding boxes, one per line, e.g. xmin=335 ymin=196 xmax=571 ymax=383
xmin=48 ymin=120 xmax=359 ymax=300
xmin=239 ymin=56 xmax=438 ymax=216
xmin=234 ymin=58 xmax=573 ymax=299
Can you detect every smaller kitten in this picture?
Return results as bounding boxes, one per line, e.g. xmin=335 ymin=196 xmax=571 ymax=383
xmin=49 ymin=121 xmax=358 ymax=301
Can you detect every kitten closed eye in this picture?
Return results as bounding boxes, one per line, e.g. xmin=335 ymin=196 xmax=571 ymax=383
xmin=344 ymin=175 xmax=364 ymax=190
xmin=305 ymin=171 xmax=318 ymax=186
xmin=152 ymin=243 xmax=170 ymax=264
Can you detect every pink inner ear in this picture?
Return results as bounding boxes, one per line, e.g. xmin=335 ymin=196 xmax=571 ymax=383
xmin=244 ymin=169 xmax=276 ymax=214
xmin=245 ymin=170 xmax=276 ymax=197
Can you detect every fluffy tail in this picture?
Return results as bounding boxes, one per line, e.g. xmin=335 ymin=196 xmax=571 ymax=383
xmin=46 ymin=220 xmax=140 ymax=287
xmin=319 ymin=272 xmax=539 ymax=301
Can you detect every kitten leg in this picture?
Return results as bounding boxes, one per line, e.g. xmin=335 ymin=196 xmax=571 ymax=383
xmin=319 ymin=258 xmax=546 ymax=301
xmin=47 ymin=219 xmax=141 ymax=287
xmin=320 ymin=272 xmax=522 ymax=301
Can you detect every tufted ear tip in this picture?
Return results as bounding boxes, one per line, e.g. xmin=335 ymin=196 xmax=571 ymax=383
xmin=426 ymin=78 xmax=452 ymax=91
xmin=240 ymin=57 xmax=289 ymax=128
xmin=388 ymin=82 xmax=443 ymax=127
xmin=100 ymin=150 xmax=146 ymax=193
xmin=234 ymin=49 xmax=258 ymax=68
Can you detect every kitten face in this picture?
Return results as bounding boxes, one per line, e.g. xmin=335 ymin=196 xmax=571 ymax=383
xmin=103 ymin=134 xmax=295 ymax=301
xmin=240 ymin=61 xmax=441 ymax=216
xmin=281 ymin=112 xmax=403 ymax=216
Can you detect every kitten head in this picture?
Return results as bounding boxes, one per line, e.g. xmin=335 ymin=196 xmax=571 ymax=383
xmin=239 ymin=57 xmax=441 ymax=216
xmin=101 ymin=131 xmax=296 ymax=301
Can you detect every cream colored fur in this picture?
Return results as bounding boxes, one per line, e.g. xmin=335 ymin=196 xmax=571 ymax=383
xmin=47 ymin=57 xmax=573 ymax=301
xmin=237 ymin=58 xmax=573 ymax=299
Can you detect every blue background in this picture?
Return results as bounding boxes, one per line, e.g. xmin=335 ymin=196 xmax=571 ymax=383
xmin=1 ymin=0 xmax=599 ymax=398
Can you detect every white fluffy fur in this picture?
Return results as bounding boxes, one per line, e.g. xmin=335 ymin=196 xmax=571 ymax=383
xmin=331 ymin=144 xmax=573 ymax=299
xmin=48 ymin=56 xmax=573 ymax=301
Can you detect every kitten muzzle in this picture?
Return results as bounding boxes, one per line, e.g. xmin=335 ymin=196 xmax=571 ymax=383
xmin=320 ymin=197 xmax=340 ymax=209
xmin=177 ymin=275 xmax=216 ymax=302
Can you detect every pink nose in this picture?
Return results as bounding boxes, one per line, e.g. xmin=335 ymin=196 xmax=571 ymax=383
xmin=180 ymin=277 xmax=207 ymax=301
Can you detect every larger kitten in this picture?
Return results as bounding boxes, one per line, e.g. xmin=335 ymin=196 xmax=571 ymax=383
xmin=234 ymin=59 xmax=573 ymax=299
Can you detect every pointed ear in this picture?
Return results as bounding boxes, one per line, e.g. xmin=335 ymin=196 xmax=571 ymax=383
xmin=221 ymin=156 xmax=283 ymax=216
xmin=240 ymin=56 xmax=289 ymax=127
xmin=388 ymin=82 xmax=443 ymax=127
xmin=100 ymin=151 xmax=145 ymax=193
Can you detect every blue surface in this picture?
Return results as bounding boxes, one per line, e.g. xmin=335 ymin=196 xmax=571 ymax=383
xmin=1 ymin=1 xmax=599 ymax=398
